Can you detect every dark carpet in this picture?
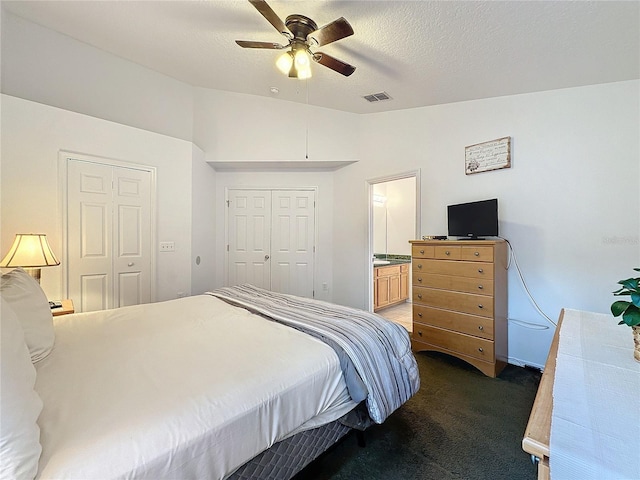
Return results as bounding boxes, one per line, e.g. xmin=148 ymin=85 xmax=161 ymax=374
xmin=294 ymin=351 xmax=541 ymax=480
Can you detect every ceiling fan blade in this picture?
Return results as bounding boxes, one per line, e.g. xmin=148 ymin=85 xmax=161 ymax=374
xmin=248 ymin=0 xmax=290 ymax=37
xmin=236 ymin=40 xmax=286 ymax=49
xmin=308 ymin=17 xmax=354 ymax=47
xmin=313 ymin=52 xmax=356 ymax=77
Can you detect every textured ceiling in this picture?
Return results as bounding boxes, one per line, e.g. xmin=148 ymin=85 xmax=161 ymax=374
xmin=3 ymin=0 xmax=639 ymax=114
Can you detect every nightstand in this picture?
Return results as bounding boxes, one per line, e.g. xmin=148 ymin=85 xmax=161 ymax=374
xmin=52 ymin=299 xmax=75 ymax=316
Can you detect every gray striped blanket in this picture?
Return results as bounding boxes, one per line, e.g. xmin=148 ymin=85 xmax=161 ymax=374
xmin=208 ymin=285 xmax=420 ymax=424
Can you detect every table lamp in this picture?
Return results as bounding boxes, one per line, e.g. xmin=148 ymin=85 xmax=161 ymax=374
xmin=0 ymin=233 xmax=60 ymax=283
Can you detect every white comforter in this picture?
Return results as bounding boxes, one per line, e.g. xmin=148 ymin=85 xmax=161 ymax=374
xmin=34 ymin=295 xmax=355 ymax=480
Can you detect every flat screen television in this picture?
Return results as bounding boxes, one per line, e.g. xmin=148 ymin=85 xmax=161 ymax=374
xmin=447 ymin=199 xmax=498 ymax=239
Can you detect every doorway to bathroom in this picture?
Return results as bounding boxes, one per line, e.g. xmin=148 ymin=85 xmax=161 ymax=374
xmin=367 ymin=171 xmax=420 ymax=330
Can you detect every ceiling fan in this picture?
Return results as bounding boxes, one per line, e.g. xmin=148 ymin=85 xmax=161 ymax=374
xmin=236 ymin=0 xmax=356 ymax=79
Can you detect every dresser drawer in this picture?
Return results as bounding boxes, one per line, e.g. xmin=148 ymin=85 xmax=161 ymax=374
xmin=413 ymin=286 xmax=493 ymax=318
xmin=413 ymin=259 xmax=493 ymax=279
xmin=413 ymin=304 xmax=494 ymax=340
xmin=413 ymin=272 xmax=493 ymax=296
xmin=461 ymin=246 xmax=494 ymax=262
xmin=434 ymin=245 xmax=461 ymax=260
xmin=412 ymin=324 xmax=495 ymax=362
xmin=412 ymin=245 xmax=435 ymax=259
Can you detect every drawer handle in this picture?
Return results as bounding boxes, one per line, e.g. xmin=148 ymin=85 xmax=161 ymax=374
xmin=418 ymin=277 xmax=423 ymax=282
xmin=418 ymin=264 xmax=422 ymax=269
xmin=418 ymin=331 xmax=423 ymax=336
xmin=478 ymin=285 xmax=483 ymax=290
xmin=418 ymin=312 xmax=423 ymax=317
xmin=478 ymin=347 xmax=484 ymax=353
xmin=478 ymin=325 xmax=484 ymax=331
xmin=445 ymin=250 xmax=450 ymax=256
xmin=419 ymin=249 xmax=424 ymax=254
xmin=474 ymin=251 xmax=480 ymax=256
xmin=417 ymin=294 xmax=423 ymax=299
xmin=478 ymin=304 xmax=484 ymax=309
xmin=478 ymin=268 xmax=484 ymax=273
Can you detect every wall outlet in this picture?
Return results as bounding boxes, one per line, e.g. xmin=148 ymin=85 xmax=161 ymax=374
xmin=322 ymin=282 xmax=329 ymax=291
xmin=159 ymin=241 xmax=175 ymax=252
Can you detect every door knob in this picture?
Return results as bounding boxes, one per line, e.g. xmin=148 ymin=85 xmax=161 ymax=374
xmin=264 ymin=255 xmax=270 ymax=260
xmin=127 ymin=262 xmax=134 ymax=267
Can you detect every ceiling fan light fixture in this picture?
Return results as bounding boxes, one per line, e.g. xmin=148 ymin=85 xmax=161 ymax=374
xmin=238 ymin=1 xmax=354 ymax=78
xmin=276 ymin=51 xmax=294 ymax=75
xmin=276 ymin=48 xmax=312 ymax=79
xmin=294 ymin=49 xmax=312 ymax=79
xmin=297 ymin=66 xmax=312 ymax=79
xmin=294 ymin=48 xmax=309 ymax=68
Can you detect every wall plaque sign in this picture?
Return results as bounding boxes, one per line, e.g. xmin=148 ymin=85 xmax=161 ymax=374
xmin=465 ymin=136 xmax=511 ymax=175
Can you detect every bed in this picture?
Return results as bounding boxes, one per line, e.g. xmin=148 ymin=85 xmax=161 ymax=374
xmin=1 ymin=269 xmax=419 ymax=480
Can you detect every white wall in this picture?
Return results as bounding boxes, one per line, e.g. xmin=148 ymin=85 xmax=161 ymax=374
xmin=191 ymin=144 xmax=217 ymax=294
xmin=1 ymin=10 xmax=194 ymax=142
xmin=372 ymin=178 xmax=416 ymax=256
xmin=193 ymin=87 xmax=359 ymax=162
xmin=334 ymin=80 xmax=639 ymax=368
xmin=385 ymin=177 xmax=416 ymax=256
xmin=0 ymin=94 xmax=194 ymax=302
xmin=372 ymin=184 xmax=387 ymax=254
xmin=213 ymin=170 xmax=334 ymax=301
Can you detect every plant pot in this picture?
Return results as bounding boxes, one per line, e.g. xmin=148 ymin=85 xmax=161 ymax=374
xmin=633 ymin=325 xmax=640 ymax=362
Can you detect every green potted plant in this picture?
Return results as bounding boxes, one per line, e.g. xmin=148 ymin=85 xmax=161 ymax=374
xmin=611 ymin=268 xmax=640 ymax=362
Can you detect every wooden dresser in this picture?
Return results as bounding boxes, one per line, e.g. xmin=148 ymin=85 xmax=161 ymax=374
xmin=409 ymin=239 xmax=508 ymax=377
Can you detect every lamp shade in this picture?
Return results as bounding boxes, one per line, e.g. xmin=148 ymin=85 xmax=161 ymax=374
xmin=0 ymin=234 xmax=60 ymax=268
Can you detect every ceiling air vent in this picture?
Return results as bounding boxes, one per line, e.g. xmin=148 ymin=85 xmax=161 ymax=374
xmin=363 ymin=92 xmax=392 ymax=103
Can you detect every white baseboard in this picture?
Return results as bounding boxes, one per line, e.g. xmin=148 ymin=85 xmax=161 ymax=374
xmin=508 ymin=356 xmax=544 ymax=372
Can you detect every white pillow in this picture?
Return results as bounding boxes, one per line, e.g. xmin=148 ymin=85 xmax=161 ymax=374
xmin=0 ymin=268 xmax=55 ymax=363
xmin=0 ymin=298 xmax=43 ymax=480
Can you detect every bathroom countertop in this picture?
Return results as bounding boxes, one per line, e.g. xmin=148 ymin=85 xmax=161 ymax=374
xmin=373 ymin=256 xmax=411 ymax=267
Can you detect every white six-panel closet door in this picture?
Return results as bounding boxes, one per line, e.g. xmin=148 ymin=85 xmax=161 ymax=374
xmin=67 ymin=159 xmax=152 ymax=312
xmin=227 ymin=189 xmax=315 ymax=298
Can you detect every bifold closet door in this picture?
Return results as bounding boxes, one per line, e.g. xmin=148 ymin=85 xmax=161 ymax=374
xmin=270 ymin=190 xmax=315 ymax=298
xmin=227 ymin=189 xmax=315 ymax=298
xmin=67 ymin=159 xmax=152 ymax=312
xmin=112 ymin=167 xmax=152 ymax=308
xmin=227 ymin=190 xmax=272 ymax=290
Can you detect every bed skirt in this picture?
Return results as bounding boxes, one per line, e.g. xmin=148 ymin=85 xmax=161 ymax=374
xmin=227 ymin=419 xmax=352 ymax=480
